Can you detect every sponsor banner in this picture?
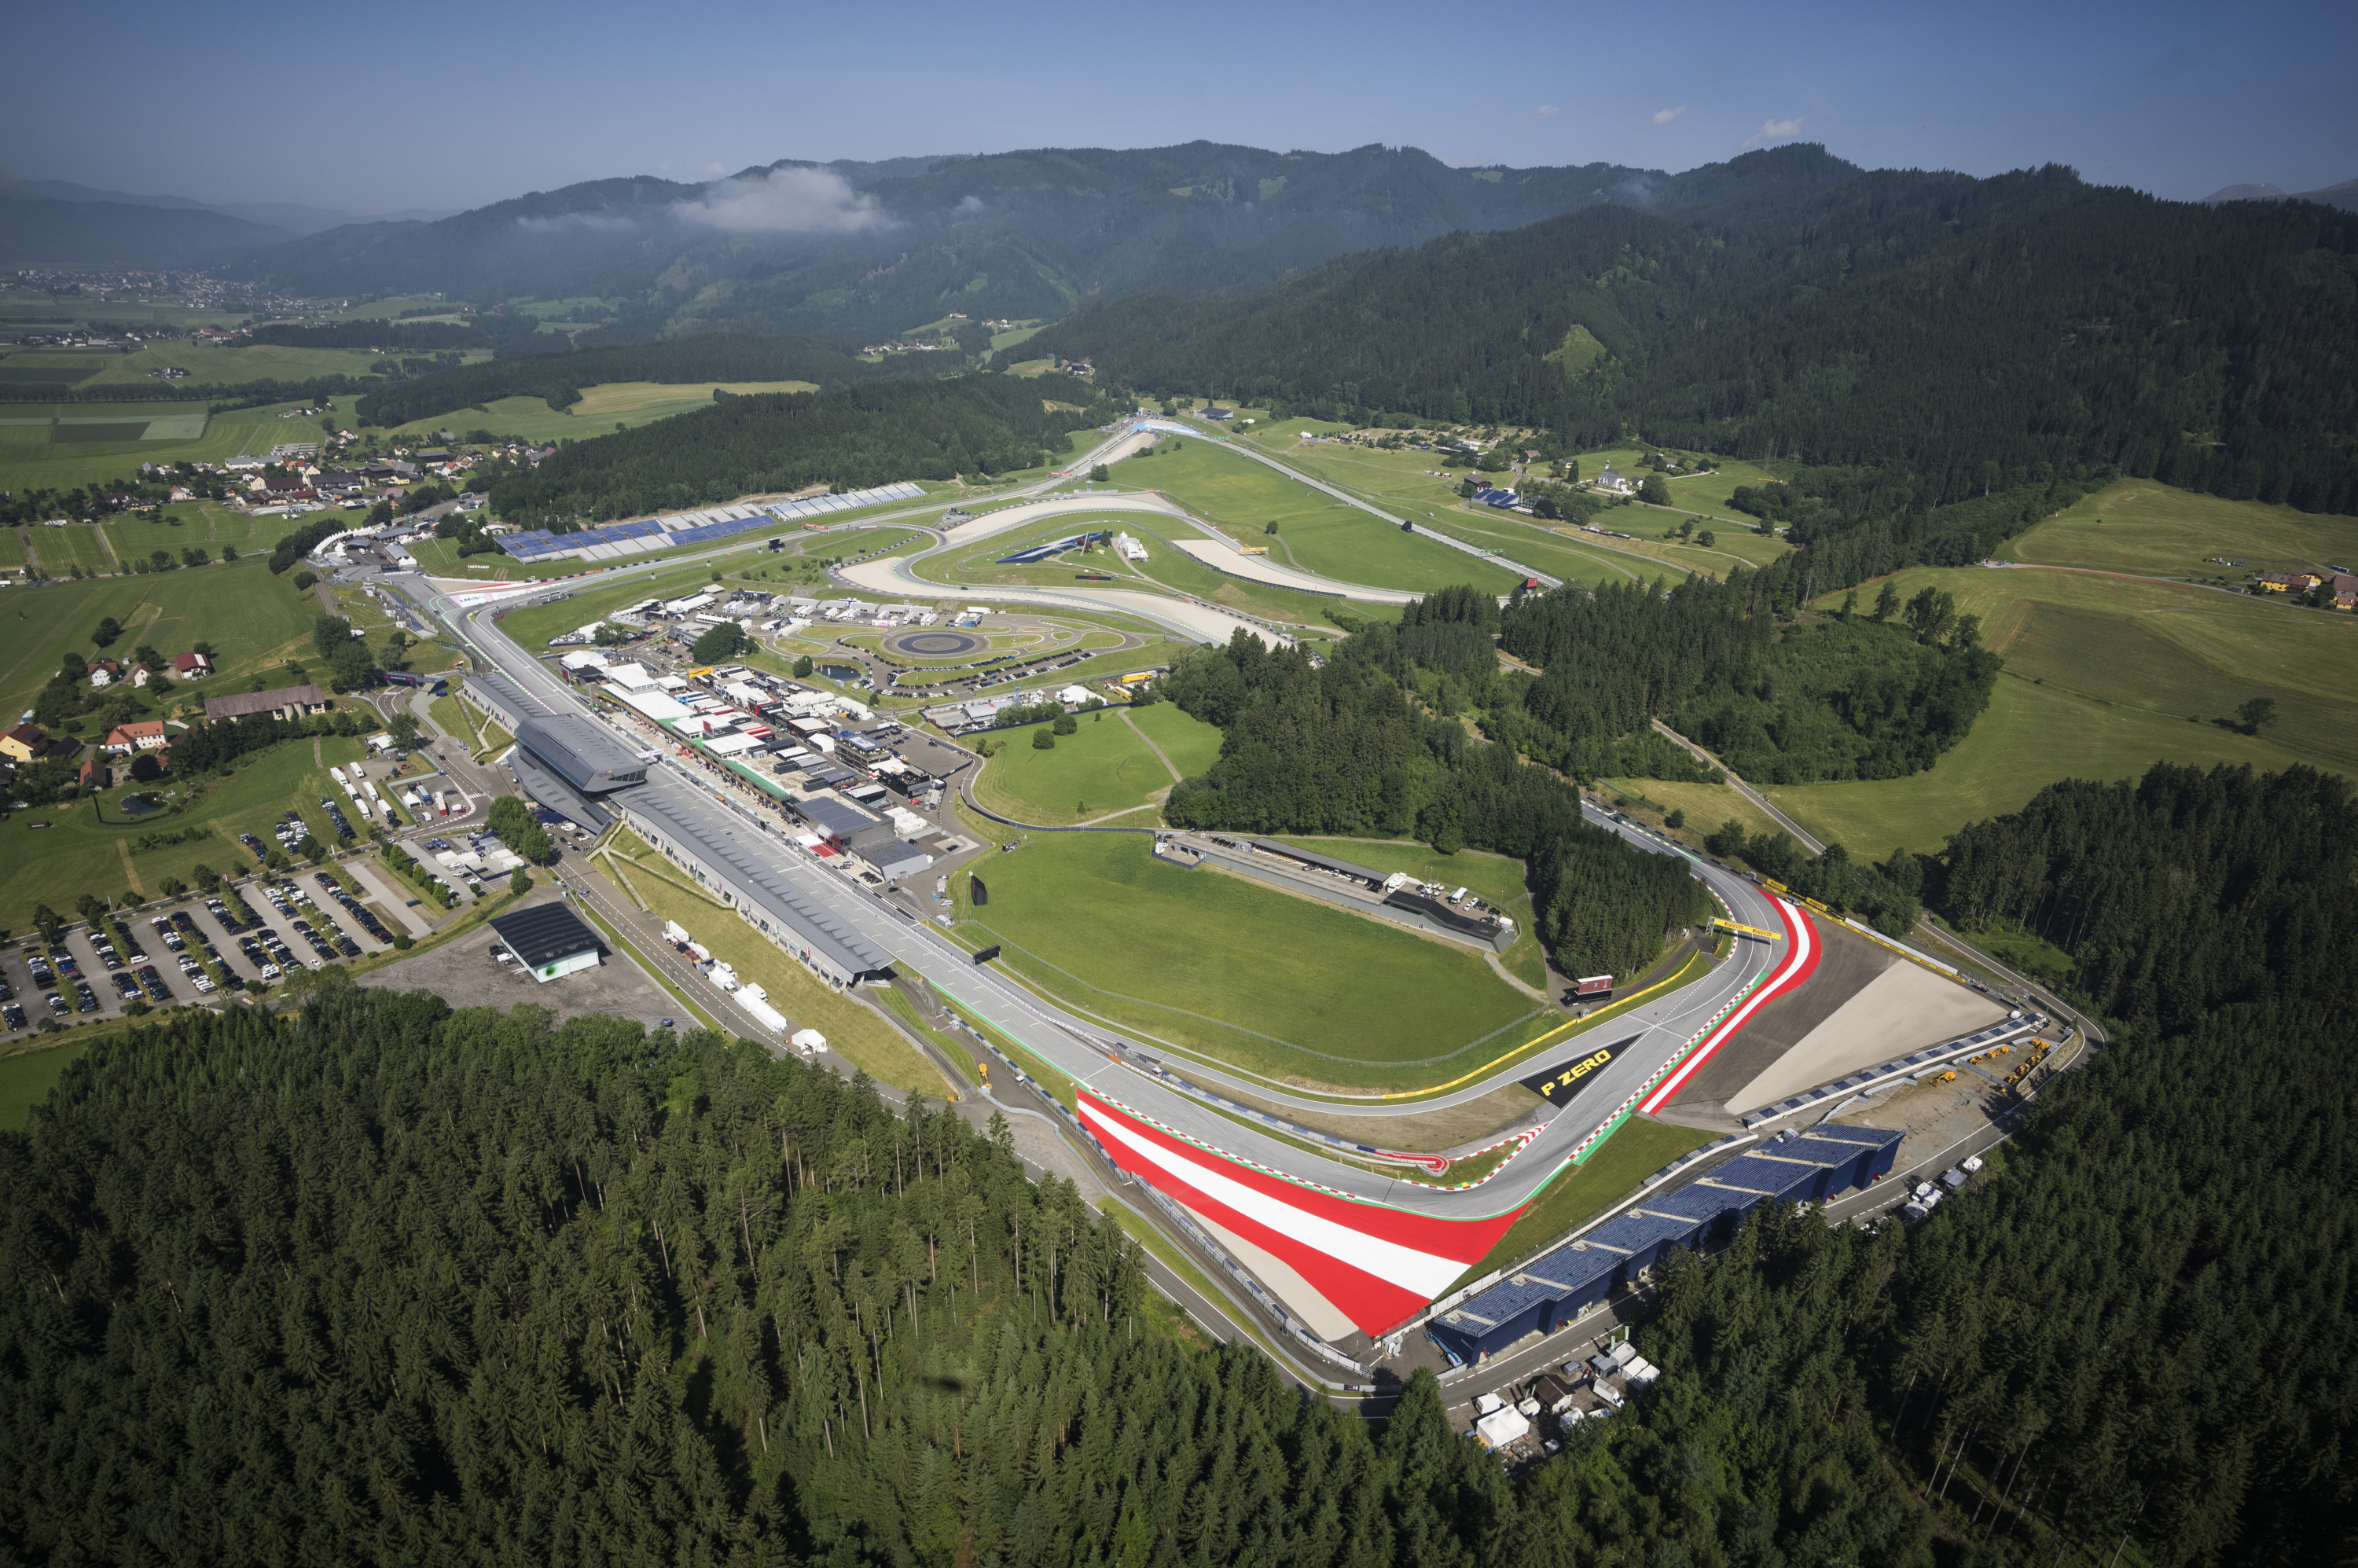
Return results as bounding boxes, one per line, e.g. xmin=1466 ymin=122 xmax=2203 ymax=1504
xmin=1519 ymin=1033 xmax=1640 ymax=1107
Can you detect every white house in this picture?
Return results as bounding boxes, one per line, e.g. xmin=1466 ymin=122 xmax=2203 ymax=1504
xmin=1596 ymin=465 xmax=1634 ymax=495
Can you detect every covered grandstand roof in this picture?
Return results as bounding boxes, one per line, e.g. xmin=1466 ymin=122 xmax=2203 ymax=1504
xmin=515 ymin=714 xmax=648 ymax=794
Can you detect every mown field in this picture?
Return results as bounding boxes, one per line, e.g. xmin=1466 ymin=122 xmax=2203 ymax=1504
xmin=951 ymin=830 xmax=1548 ymax=1089
xmin=1122 ymin=439 xmax=1522 ymax=595
xmin=1448 ymin=1116 xmax=1717 ymax=1291
xmin=0 ymin=730 xmax=370 ymax=932
xmin=2010 ymin=480 xmax=2358 ymax=583
xmin=970 ymin=703 xmax=1221 ymax=825
xmin=1765 ymin=560 xmax=2352 ymax=853
xmin=0 ymin=341 xmax=392 ymax=390
xmin=0 ymin=555 xmax=324 ymax=720
xmin=1274 ymin=835 xmax=1549 ymax=990
xmin=0 ymin=1041 xmax=90 ymax=1132
xmin=385 ymin=380 xmax=822 ymax=442
xmin=0 ymin=402 xmax=337 ymax=494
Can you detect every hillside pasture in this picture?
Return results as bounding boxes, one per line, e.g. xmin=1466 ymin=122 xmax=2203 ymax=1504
xmin=2010 ymin=480 xmax=2358 ymax=583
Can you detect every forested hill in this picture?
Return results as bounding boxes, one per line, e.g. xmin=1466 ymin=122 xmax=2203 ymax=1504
xmin=0 ymin=982 xmax=1947 ymax=1566
xmin=225 ymin=142 xmax=1864 ymax=347
xmin=487 ymin=376 xmax=1122 ymax=525
xmin=1024 ymin=157 xmax=2358 ymax=514
xmin=354 ymin=332 xmax=880 ymax=428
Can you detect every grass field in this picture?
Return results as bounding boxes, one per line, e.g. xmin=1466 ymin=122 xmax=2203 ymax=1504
xmin=1275 ymin=835 xmax=1550 ymax=989
xmin=0 ymin=1041 xmax=90 ymax=1131
xmin=0 ymin=341 xmax=388 ymax=390
xmin=0 ymin=556 xmax=325 ymax=723
xmin=1754 ymin=557 xmax=2358 ymax=853
xmin=953 ymin=831 xmax=1546 ymax=1089
xmin=1124 ymin=440 xmax=1522 ymax=595
xmin=0 ymin=732 xmax=367 ymax=931
xmin=1594 ymin=778 xmax=1783 ymax=846
xmin=971 ymin=703 xmax=1221 ymax=824
xmin=2010 ymin=480 xmax=2358 ymax=582
xmin=605 ymin=832 xmax=954 ymax=1096
xmin=0 ymin=404 xmax=335 ymax=494
xmin=385 ymin=380 xmax=821 ymax=442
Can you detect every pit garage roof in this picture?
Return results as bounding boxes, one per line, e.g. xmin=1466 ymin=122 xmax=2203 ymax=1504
xmin=487 ymin=902 xmax=602 ymax=969
xmin=624 ymin=780 xmax=894 ymax=981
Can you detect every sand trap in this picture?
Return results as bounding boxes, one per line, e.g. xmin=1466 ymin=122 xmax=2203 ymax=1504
xmin=1172 ymin=538 xmax=1415 ymax=604
xmin=1725 ymin=961 xmax=2005 ymax=1113
xmin=1182 ymin=1202 xmax=1361 ymax=1342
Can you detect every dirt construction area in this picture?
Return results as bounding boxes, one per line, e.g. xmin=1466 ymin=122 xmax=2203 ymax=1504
xmin=358 ymin=894 xmax=681 ymax=1031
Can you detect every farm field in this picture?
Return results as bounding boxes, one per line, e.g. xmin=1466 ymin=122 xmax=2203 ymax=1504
xmin=971 ymin=703 xmax=1221 ymax=825
xmin=2009 ymin=480 xmax=2358 ymax=583
xmin=604 ymin=832 xmax=954 ymax=1096
xmin=0 ymin=732 xmax=369 ymax=932
xmin=951 ymin=830 xmax=1548 ymax=1089
xmin=384 ymin=380 xmax=822 ymax=442
xmin=1756 ymin=560 xmax=2358 ymax=853
xmin=1594 ymin=778 xmax=1784 ymax=846
xmin=1124 ymin=439 xmax=1522 ymax=595
xmin=0 ymin=404 xmax=335 ymax=494
xmin=1274 ymin=835 xmax=1549 ymax=990
xmin=0 ymin=556 xmax=323 ymax=722
xmin=0 ymin=341 xmax=390 ymax=390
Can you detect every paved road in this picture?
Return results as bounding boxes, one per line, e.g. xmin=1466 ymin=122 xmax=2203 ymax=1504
xmin=377 ymin=578 xmax=1921 ymax=1231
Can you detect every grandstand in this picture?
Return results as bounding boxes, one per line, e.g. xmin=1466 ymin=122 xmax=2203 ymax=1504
xmin=497 ymin=482 xmax=931 ymax=564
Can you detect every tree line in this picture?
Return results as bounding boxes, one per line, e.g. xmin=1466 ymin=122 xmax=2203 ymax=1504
xmin=488 ymin=376 xmax=1124 ymax=527
xmin=1162 ymin=619 xmax=1706 ymax=982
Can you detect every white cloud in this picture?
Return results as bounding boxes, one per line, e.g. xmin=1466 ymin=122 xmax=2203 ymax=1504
xmin=1741 ymin=116 xmax=1805 ymax=150
xmin=704 ymin=162 xmax=725 ymax=176
xmin=1651 ymin=105 xmax=1688 ymax=126
xmin=515 ymin=211 xmax=637 ymax=234
xmin=1523 ymin=105 xmax=1560 ymax=125
xmin=671 ymin=166 xmax=893 ymax=236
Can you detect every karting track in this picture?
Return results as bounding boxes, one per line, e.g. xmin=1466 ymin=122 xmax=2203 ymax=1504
xmin=882 ymin=629 xmax=988 ymax=659
xmin=374 ymin=418 xmax=2011 ymax=1341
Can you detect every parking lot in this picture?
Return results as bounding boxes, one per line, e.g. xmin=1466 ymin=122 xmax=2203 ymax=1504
xmin=0 ymin=866 xmax=410 ymax=1036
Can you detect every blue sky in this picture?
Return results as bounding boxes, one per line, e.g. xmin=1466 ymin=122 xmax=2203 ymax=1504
xmin=6 ymin=0 xmax=2352 ymax=213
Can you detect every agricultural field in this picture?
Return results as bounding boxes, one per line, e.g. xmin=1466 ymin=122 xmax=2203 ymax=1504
xmin=0 ymin=340 xmax=391 ymax=391
xmin=604 ymin=832 xmax=954 ymax=1096
xmin=0 ymin=403 xmax=336 ymax=494
xmin=971 ymin=703 xmax=1221 ymax=825
xmin=2010 ymin=480 xmax=2358 ymax=583
xmin=1274 ymin=835 xmax=1550 ymax=990
xmin=951 ymin=830 xmax=1549 ymax=1090
xmin=1766 ymin=562 xmax=2351 ymax=853
xmin=0 ymin=731 xmax=370 ymax=932
xmin=384 ymin=380 xmax=821 ymax=442
xmin=0 ymin=556 xmax=325 ymax=723
xmin=1121 ymin=439 xmax=1522 ymax=595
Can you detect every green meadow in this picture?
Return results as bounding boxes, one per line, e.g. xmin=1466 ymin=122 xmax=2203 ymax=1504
xmin=952 ymin=830 xmax=1548 ymax=1089
xmin=2011 ymin=480 xmax=2358 ymax=583
xmin=1765 ymin=561 xmax=2356 ymax=853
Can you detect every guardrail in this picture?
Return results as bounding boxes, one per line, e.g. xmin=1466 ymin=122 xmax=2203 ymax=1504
xmin=1737 ymin=1014 xmax=2047 ymax=1129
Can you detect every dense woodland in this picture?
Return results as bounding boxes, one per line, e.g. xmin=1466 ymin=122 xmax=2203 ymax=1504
xmin=486 ymin=377 xmax=1121 ymax=526
xmin=1027 ymin=152 xmax=2358 ymax=516
xmin=0 ymin=988 xmax=1914 ymax=1567
xmin=1162 ymin=620 xmax=1706 ymax=982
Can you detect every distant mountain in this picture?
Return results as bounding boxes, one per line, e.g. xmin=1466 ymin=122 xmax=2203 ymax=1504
xmin=225 ymin=142 xmax=1862 ymax=346
xmin=2201 ymin=177 xmax=2358 ymax=211
xmin=1025 ymin=151 xmax=2358 ymax=513
xmin=0 ymin=196 xmax=292 ymax=269
xmin=0 ymin=178 xmax=452 ymax=236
